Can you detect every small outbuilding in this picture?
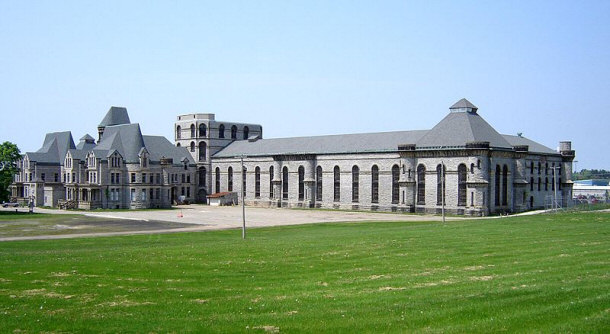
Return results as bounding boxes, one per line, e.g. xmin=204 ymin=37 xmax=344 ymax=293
xmin=207 ymin=192 xmax=238 ymax=206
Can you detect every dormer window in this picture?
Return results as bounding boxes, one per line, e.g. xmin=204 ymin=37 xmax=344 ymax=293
xmin=139 ymin=148 xmax=149 ymax=168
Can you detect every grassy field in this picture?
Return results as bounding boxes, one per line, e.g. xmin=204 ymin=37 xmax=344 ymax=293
xmin=0 ymin=211 xmax=608 ymax=333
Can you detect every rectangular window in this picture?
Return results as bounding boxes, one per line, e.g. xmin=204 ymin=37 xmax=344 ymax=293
xmin=141 ymin=189 xmax=146 ymax=201
xmin=41 ymin=173 xmax=45 ymax=181
xmin=187 ymin=186 xmax=190 ymax=198
xmin=131 ymin=173 xmax=136 ymax=183
xmin=111 ymin=173 xmax=115 ymax=184
xmin=156 ymin=173 xmax=161 ymax=184
xmin=150 ymin=188 xmax=154 ymax=201
xmin=131 ymin=189 xmax=136 ymax=201
xmin=54 ymin=173 xmax=58 ymax=182
xmin=155 ymin=188 xmax=160 ymax=200
xmin=142 ymin=173 xmax=147 ymax=183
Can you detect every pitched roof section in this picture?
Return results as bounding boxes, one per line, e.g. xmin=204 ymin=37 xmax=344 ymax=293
xmin=143 ymin=136 xmax=195 ymax=164
xmin=26 ymin=131 xmax=76 ymax=164
xmin=93 ymin=123 xmax=144 ymax=163
xmin=76 ymin=134 xmax=96 ymax=150
xmin=415 ymin=110 xmax=513 ymax=149
xmin=98 ymin=106 xmax=131 ymax=127
xmin=503 ymin=135 xmax=557 ymax=154
xmin=213 ymin=130 xmax=428 ymax=157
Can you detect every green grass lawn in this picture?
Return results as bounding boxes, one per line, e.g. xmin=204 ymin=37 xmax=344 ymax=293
xmin=0 ymin=212 xmax=608 ymax=333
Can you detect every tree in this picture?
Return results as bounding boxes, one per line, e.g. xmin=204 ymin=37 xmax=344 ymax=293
xmin=0 ymin=141 xmax=21 ymax=202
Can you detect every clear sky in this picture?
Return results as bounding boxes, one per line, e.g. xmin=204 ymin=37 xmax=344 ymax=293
xmin=1 ymin=1 xmax=608 ymax=170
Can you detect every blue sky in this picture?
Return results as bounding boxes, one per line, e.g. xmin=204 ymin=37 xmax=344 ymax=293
xmin=1 ymin=1 xmax=608 ymax=170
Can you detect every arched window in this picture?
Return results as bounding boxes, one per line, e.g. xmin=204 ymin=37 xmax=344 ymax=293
xmin=437 ymin=164 xmax=446 ymax=205
xmin=198 ymin=141 xmax=206 ymax=161
xmin=458 ymin=164 xmax=467 ymax=206
xmin=269 ymin=166 xmax=274 ymax=199
xmin=392 ymin=164 xmax=400 ymax=204
xmin=333 ymin=166 xmax=340 ymax=202
xmin=199 ymin=167 xmax=206 ymax=186
xmin=316 ymin=166 xmax=322 ymax=201
xmin=243 ymin=126 xmax=249 ymax=140
xmin=298 ymin=166 xmax=305 ymax=201
xmin=495 ymin=165 xmax=501 ymax=206
xmin=215 ymin=167 xmax=220 ymax=193
xmin=502 ymin=165 xmax=508 ymax=206
xmin=219 ymin=124 xmax=225 ymax=138
xmin=231 ymin=125 xmax=237 ymax=139
xmin=176 ymin=143 xmax=181 ymax=147
xmin=282 ymin=167 xmax=288 ymax=200
xmin=530 ymin=161 xmax=534 ymax=174
xmin=545 ymin=163 xmax=549 ymax=175
xmin=537 ymin=162 xmax=541 ymax=175
xmin=470 ymin=163 xmax=475 ymax=174
xmin=190 ymin=141 xmax=195 ymax=152
xmin=352 ymin=166 xmax=359 ymax=203
xmin=371 ymin=165 xmax=379 ymax=203
xmin=255 ymin=167 xmax=261 ymax=198
xmin=190 ymin=124 xmax=196 ymax=138
xmin=176 ymin=125 xmax=181 ymax=139
xmin=242 ymin=166 xmax=247 ymax=198
xmin=228 ymin=167 xmax=233 ymax=192
xmin=417 ymin=164 xmax=425 ymax=205
xmin=530 ymin=177 xmax=534 ymax=191
xmin=199 ymin=124 xmax=207 ymax=137
xmin=538 ymin=177 xmax=541 ymax=191
xmin=545 ymin=177 xmax=549 ymax=191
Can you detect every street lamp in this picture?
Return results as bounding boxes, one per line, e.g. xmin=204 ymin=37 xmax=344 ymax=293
xmin=240 ymin=155 xmax=246 ymax=239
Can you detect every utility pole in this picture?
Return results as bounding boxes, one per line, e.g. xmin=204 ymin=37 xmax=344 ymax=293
xmin=442 ymin=161 xmax=445 ymax=223
xmin=240 ymin=155 xmax=246 ymax=239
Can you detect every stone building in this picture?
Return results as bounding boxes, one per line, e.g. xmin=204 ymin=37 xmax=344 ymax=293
xmin=204 ymin=99 xmax=575 ymax=215
xmin=11 ymin=107 xmax=197 ymax=209
xmin=174 ymin=113 xmax=262 ymax=203
xmin=10 ymin=98 xmax=575 ymax=215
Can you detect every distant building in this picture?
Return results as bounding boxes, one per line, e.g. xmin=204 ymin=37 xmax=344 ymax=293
xmin=10 ymin=107 xmax=197 ymax=209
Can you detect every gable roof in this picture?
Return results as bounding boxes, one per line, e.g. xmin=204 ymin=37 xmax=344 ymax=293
xmin=98 ymin=106 xmax=131 ymax=128
xmin=213 ymin=130 xmax=428 ymax=157
xmin=214 ymin=99 xmax=559 ymax=158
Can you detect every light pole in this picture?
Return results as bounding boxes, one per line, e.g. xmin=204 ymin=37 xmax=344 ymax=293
xmin=240 ymin=155 xmax=246 ymax=239
xmin=441 ymin=161 xmax=445 ymax=223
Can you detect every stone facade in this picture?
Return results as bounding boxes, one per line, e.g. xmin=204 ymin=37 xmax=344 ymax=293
xmin=10 ymin=107 xmax=197 ymax=209
xmin=203 ymin=99 xmax=575 ymax=216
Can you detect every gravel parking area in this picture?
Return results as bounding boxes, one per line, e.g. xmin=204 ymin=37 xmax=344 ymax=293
xmin=2 ymin=205 xmax=459 ymax=241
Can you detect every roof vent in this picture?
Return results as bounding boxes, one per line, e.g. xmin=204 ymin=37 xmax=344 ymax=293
xmin=449 ymin=98 xmax=478 ymax=114
xmin=248 ymin=134 xmax=262 ymax=142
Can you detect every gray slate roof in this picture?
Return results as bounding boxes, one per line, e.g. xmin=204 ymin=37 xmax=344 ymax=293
xmin=98 ymin=106 xmax=131 ymax=127
xmin=415 ymin=110 xmax=513 ymax=149
xmin=503 ymin=135 xmax=557 ymax=155
xmin=25 ymin=131 xmax=75 ymax=164
xmin=143 ymin=136 xmax=195 ymax=164
xmin=450 ymin=98 xmax=478 ymax=110
xmin=76 ymin=134 xmax=96 ymax=151
xmin=93 ymin=124 xmax=145 ymax=163
xmin=214 ymin=110 xmax=557 ymax=158
xmin=214 ymin=130 xmax=428 ymax=157
xmin=89 ymin=123 xmax=194 ymax=164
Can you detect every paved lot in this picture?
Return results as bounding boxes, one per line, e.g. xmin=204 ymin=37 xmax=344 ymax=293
xmin=1 ymin=205 xmax=464 ymax=241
